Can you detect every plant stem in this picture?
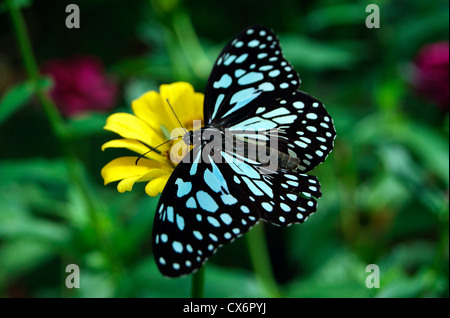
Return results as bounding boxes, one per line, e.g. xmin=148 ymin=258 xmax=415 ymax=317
xmin=7 ymin=0 xmax=122 ymax=275
xmin=6 ymin=0 xmax=65 ymax=136
xmin=171 ymin=10 xmax=211 ymax=80
xmin=246 ymin=223 xmax=281 ymax=297
xmin=191 ymin=266 xmax=205 ymax=298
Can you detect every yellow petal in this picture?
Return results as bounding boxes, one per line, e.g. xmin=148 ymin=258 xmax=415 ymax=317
xmin=117 ymin=176 xmax=142 ymax=193
xmin=145 ymin=174 xmax=171 ymax=197
xmin=101 ymin=139 xmax=169 ymax=166
xmin=178 ymin=92 xmax=204 ymax=130
xmin=104 ymin=113 xmax=168 ymax=152
xmin=137 ymin=169 xmax=171 ymax=182
xmin=159 ymin=82 xmax=196 ymax=131
xmin=101 ymin=156 xmax=164 ymax=185
xmin=116 ymin=169 xmax=170 ymax=193
xmin=131 ymin=91 xmax=169 ymax=136
xmin=192 ymin=92 xmax=205 ymax=119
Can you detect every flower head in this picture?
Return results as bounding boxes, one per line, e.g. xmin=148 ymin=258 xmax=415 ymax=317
xmin=42 ymin=56 xmax=118 ymax=116
xmin=101 ymin=82 xmax=204 ymax=196
xmin=413 ymin=41 xmax=449 ymax=109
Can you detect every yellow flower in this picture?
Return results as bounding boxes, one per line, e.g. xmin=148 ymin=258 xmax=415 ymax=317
xmin=101 ymin=82 xmax=204 ymax=196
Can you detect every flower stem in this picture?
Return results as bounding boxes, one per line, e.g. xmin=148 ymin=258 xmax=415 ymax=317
xmin=246 ymin=223 xmax=281 ymax=297
xmin=191 ymin=266 xmax=205 ymax=298
xmin=6 ymin=0 xmax=65 ymax=136
xmin=7 ymin=0 xmax=122 ymax=276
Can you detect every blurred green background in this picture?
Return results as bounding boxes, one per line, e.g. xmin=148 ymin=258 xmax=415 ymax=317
xmin=0 ymin=0 xmax=448 ymax=298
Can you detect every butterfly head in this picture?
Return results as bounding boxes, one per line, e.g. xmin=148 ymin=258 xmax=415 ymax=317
xmin=182 ymin=129 xmax=195 ymax=146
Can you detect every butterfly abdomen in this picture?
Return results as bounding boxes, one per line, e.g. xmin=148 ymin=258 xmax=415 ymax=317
xmin=264 ymin=147 xmax=300 ymax=171
xmin=230 ymin=137 xmax=301 ymax=171
xmin=276 ymin=149 xmax=300 ymax=171
xmin=253 ymin=146 xmax=300 ymax=171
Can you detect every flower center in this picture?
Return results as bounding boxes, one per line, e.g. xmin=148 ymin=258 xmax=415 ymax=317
xmin=161 ymin=117 xmax=203 ymax=166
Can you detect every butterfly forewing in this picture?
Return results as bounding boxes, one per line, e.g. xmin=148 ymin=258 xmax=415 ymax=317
xmin=204 ymin=26 xmax=300 ymax=125
xmin=152 ymin=149 xmax=259 ymax=277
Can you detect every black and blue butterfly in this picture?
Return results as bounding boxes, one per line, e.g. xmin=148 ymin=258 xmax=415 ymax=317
xmin=153 ymin=26 xmax=336 ymax=277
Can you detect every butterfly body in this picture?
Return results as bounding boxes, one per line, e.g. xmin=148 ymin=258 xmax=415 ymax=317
xmin=153 ymin=26 xmax=336 ymax=277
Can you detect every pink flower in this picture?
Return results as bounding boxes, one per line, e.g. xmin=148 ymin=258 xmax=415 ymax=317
xmin=42 ymin=56 xmax=118 ymax=116
xmin=413 ymin=41 xmax=449 ymax=109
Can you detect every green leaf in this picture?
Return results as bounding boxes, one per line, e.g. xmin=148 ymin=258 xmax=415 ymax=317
xmin=392 ymin=123 xmax=449 ymax=187
xmin=66 ymin=112 xmax=110 ymax=138
xmin=0 ymin=185 xmax=71 ymax=246
xmin=281 ymin=35 xmax=361 ymax=71
xmin=111 ymin=55 xmax=172 ymax=79
xmin=393 ymin=9 xmax=449 ymax=55
xmin=0 ymin=240 xmax=55 ymax=289
xmin=285 ymin=252 xmax=374 ymax=298
xmin=305 ymin=3 xmax=366 ymax=31
xmin=375 ymin=270 xmax=433 ymax=298
xmin=0 ymin=81 xmax=35 ymax=126
xmin=72 ymin=271 xmax=117 ymax=298
xmin=112 ymin=195 xmax=158 ymax=258
xmin=0 ymin=77 xmax=53 ymax=126
xmin=0 ymin=216 xmax=71 ymax=246
xmin=0 ymin=158 xmax=69 ymax=184
xmin=380 ymin=241 xmax=435 ymax=274
xmin=358 ymin=174 xmax=410 ymax=211
xmin=203 ymin=266 xmax=263 ymax=297
xmin=378 ymin=145 xmax=447 ymax=215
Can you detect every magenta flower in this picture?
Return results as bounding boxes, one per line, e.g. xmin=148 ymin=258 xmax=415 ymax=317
xmin=42 ymin=56 xmax=118 ymax=116
xmin=413 ymin=41 xmax=449 ymax=109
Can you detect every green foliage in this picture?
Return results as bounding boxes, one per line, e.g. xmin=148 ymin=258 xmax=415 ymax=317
xmin=0 ymin=0 xmax=33 ymax=13
xmin=0 ymin=0 xmax=448 ymax=298
xmin=0 ymin=77 xmax=52 ymax=126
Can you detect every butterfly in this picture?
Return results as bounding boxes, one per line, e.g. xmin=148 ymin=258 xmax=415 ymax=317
xmin=153 ymin=26 xmax=336 ymax=277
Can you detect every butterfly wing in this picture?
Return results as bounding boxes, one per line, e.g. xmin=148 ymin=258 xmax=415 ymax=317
xmin=153 ymin=26 xmax=336 ymax=277
xmin=220 ymin=150 xmax=322 ymax=226
xmin=152 ymin=148 xmax=259 ymax=277
xmin=229 ymin=90 xmax=336 ymax=173
xmin=204 ymin=26 xmax=300 ymax=125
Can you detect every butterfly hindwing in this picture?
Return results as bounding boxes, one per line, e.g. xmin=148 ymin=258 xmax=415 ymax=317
xmin=204 ymin=26 xmax=300 ymax=125
xmin=152 ymin=149 xmax=259 ymax=277
xmin=221 ymin=150 xmax=322 ymax=226
xmin=256 ymin=170 xmax=322 ymax=225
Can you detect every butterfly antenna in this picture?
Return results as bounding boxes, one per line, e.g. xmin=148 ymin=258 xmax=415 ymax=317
xmin=135 ymin=137 xmax=181 ymax=165
xmin=166 ymin=99 xmax=188 ymax=133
